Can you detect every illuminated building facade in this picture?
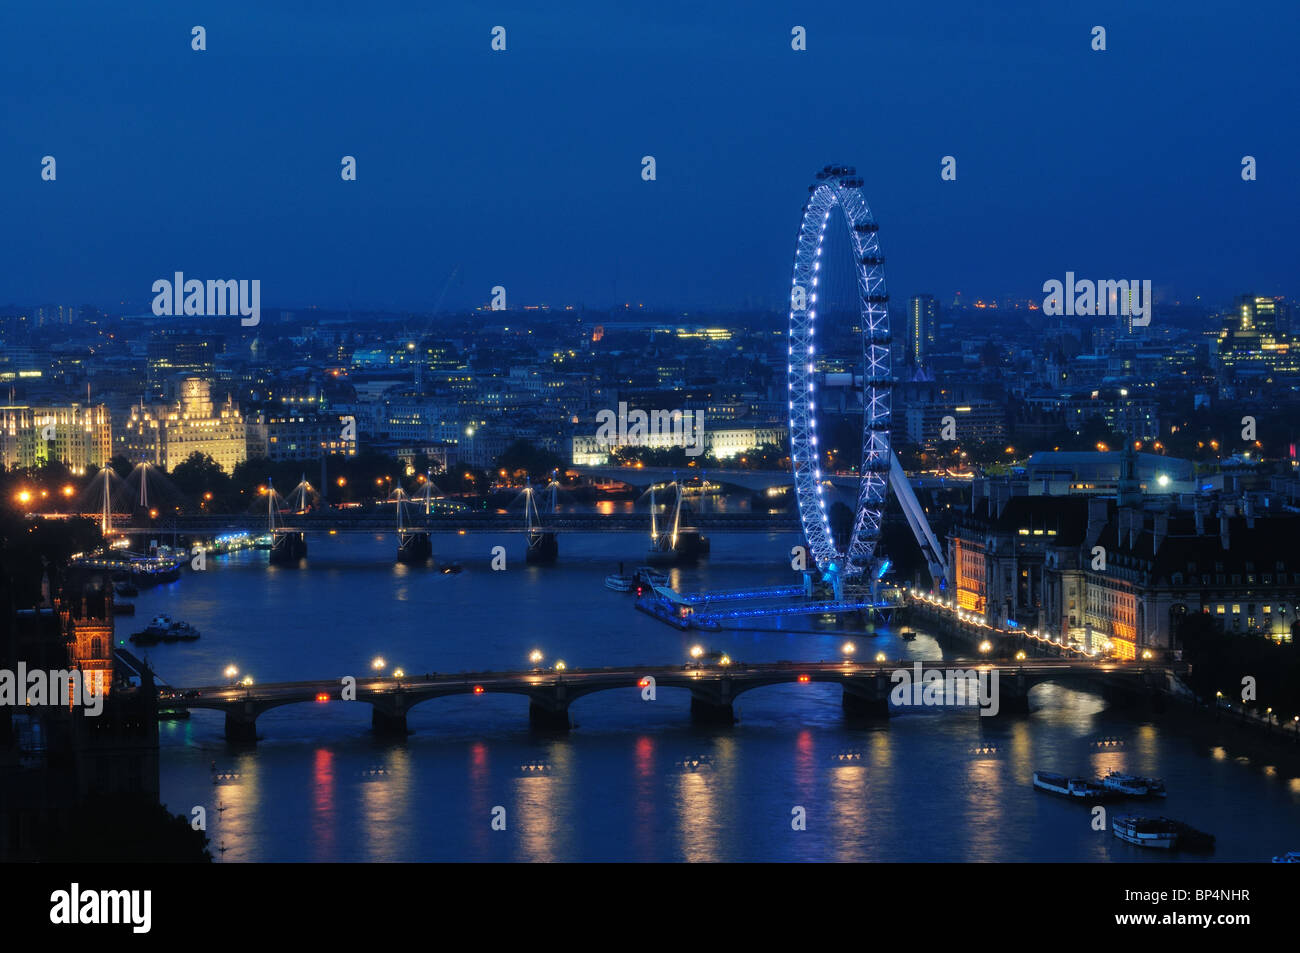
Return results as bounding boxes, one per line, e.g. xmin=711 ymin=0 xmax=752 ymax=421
xmin=60 ymin=585 xmax=114 ymax=699
xmin=121 ymin=377 xmax=246 ymax=472
xmin=1216 ymin=294 xmax=1299 ymax=374
xmin=0 ymin=404 xmax=113 ymax=473
xmin=907 ymin=294 xmax=937 ymax=368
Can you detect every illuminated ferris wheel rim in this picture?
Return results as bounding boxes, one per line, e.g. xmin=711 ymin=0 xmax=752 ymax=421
xmin=786 ymin=165 xmax=892 ymax=580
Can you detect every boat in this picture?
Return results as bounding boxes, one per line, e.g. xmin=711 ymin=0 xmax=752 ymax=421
xmin=114 ymin=582 xmax=139 ymax=598
xmin=605 ymin=573 xmax=633 ymax=592
xmin=1101 ymin=772 xmax=1166 ymax=798
xmin=1113 ymin=815 xmax=1214 ymax=851
xmin=439 ymin=561 xmax=462 ymax=575
xmin=166 ymin=621 xmax=201 ymax=642
xmin=1112 ymin=815 xmax=1178 ymax=849
xmin=632 ymin=566 xmax=668 ymax=592
xmin=130 ymin=615 xmax=200 ymax=645
xmin=1272 ymin=851 xmax=1300 ymax=863
xmin=142 ymin=615 xmax=174 ymax=637
xmin=1032 ymin=771 xmax=1110 ymax=799
xmin=900 ymin=628 xmax=917 ymax=641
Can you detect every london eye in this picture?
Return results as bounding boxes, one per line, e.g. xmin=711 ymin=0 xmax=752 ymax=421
xmin=787 ymin=165 xmax=892 ymax=585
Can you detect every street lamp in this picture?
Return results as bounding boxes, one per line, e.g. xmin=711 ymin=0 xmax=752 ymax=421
xmin=371 ymin=656 xmax=385 ymax=672
xmin=529 ymin=649 xmax=543 ymax=667
xmin=842 ymin=641 xmax=856 ymax=659
xmin=1015 ymin=650 xmax=1026 ymax=661
xmin=979 ymin=640 xmax=993 ymax=655
xmin=875 ymin=652 xmax=887 ymax=663
xmin=554 ymin=660 xmax=567 ymax=672
xmin=224 ymin=665 xmax=238 ymax=684
xmin=393 ymin=668 xmax=405 ymax=679
xmin=718 ymin=654 xmax=732 ymax=667
xmin=689 ymin=645 xmax=704 ymax=659
xmin=240 ymin=675 xmax=254 ymax=688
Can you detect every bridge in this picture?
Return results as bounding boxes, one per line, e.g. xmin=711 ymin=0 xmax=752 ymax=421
xmin=165 ymin=658 xmax=1175 ymax=743
xmin=109 ymin=510 xmax=802 ymax=535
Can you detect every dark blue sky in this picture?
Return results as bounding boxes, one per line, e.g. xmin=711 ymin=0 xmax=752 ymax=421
xmin=2 ymin=0 xmax=1296 ymax=313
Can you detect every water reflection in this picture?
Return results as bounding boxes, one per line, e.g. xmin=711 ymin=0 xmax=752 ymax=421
xmin=360 ymin=746 xmax=411 ymax=861
xmin=311 ymin=748 xmax=335 ymax=861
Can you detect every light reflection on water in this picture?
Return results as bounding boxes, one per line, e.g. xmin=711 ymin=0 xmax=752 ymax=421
xmin=142 ymin=534 xmax=1300 ymax=861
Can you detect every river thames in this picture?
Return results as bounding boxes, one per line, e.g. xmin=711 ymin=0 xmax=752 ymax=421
xmin=129 ymin=532 xmax=1300 ymax=862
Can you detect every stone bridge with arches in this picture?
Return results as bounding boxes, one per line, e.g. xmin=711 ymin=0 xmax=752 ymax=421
xmin=167 ymin=658 xmax=1176 ymax=743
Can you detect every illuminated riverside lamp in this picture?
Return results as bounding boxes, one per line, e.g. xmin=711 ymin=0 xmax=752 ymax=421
xmin=554 ymin=660 xmax=567 ymax=672
xmin=874 ymin=652 xmax=887 ymax=663
xmin=978 ymin=640 xmax=993 ymax=655
xmin=689 ymin=645 xmax=705 ymax=659
xmin=1141 ymin=649 xmax=1153 ymax=660
xmin=240 ymin=675 xmax=254 ymax=687
xmin=1015 ymin=650 xmax=1026 ymax=661
xmin=371 ymin=656 xmax=386 ymax=672
xmin=529 ymin=649 xmax=544 ymax=666
xmin=842 ymin=641 xmax=856 ymax=659
xmin=393 ymin=668 xmax=404 ymax=679
xmin=718 ymin=654 xmax=732 ymax=667
xmin=224 ymin=665 xmax=238 ymax=683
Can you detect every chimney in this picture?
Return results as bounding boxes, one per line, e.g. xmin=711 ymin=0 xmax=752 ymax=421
xmin=992 ymin=480 xmax=1011 ymax=518
xmin=1153 ymin=512 xmax=1169 ymax=554
xmin=1086 ymin=497 xmax=1108 ymax=546
xmin=1118 ymin=507 xmax=1141 ymax=550
xmin=1220 ymin=514 xmax=1230 ymax=551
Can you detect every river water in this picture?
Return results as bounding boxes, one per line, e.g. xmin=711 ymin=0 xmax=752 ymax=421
xmin=129 ymin=532 xmax=1300 ymax=861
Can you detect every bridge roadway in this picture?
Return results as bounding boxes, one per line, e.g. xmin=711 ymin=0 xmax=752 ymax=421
xmin=168 ymin=658 xmax=1173 ymax=743
xmin=113 ymin=511 xmax=802 ymax=534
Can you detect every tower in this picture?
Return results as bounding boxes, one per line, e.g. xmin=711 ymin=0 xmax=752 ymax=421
xmin=59 ymin=577 xmax=114 ymax=699
xmin=907 ymin=295 xmax=937 ymax=368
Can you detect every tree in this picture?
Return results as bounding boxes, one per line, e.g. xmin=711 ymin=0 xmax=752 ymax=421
xmin=495 ymin=440 xmax=565 ymax=482
xmin=171 ymin=452 xmax=232 ymax=510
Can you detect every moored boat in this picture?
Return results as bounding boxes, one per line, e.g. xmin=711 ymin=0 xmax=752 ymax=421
xmin=605 ymin=573 xmax=633 ymax=592
xmin=1272 ymin=850 xmax=1300 ymax=863
xmin=1114 ymin=815 xmax=1214 ymax=851
xmin=1101 ymin=772 xmax=1165 ymax=797
xmin=633 ymin=566 xmax=668 ymax=592
xmin=130 ymin=615 xmax=200 ymax=645
xmin=1033 ymin=771 xmax=1109 ymax=799
xmin=1112 ymin=815 xmax=1178 ymax=849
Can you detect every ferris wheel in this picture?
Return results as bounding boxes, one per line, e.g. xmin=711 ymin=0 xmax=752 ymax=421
xmin=787 ymin=165 xmax=892 ymax=583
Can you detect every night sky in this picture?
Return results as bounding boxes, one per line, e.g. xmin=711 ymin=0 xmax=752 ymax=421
xmin=2 ymin=0 xmax=1296 ymax=312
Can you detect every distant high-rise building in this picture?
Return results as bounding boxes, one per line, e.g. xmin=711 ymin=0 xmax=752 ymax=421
xmin=1216 ymin=294 xmax=1298 ymax=373
xmin=146 ymin=331 xmax=224 ymax=394
xmin=907 ymin=295 xmax=938 ymax=368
